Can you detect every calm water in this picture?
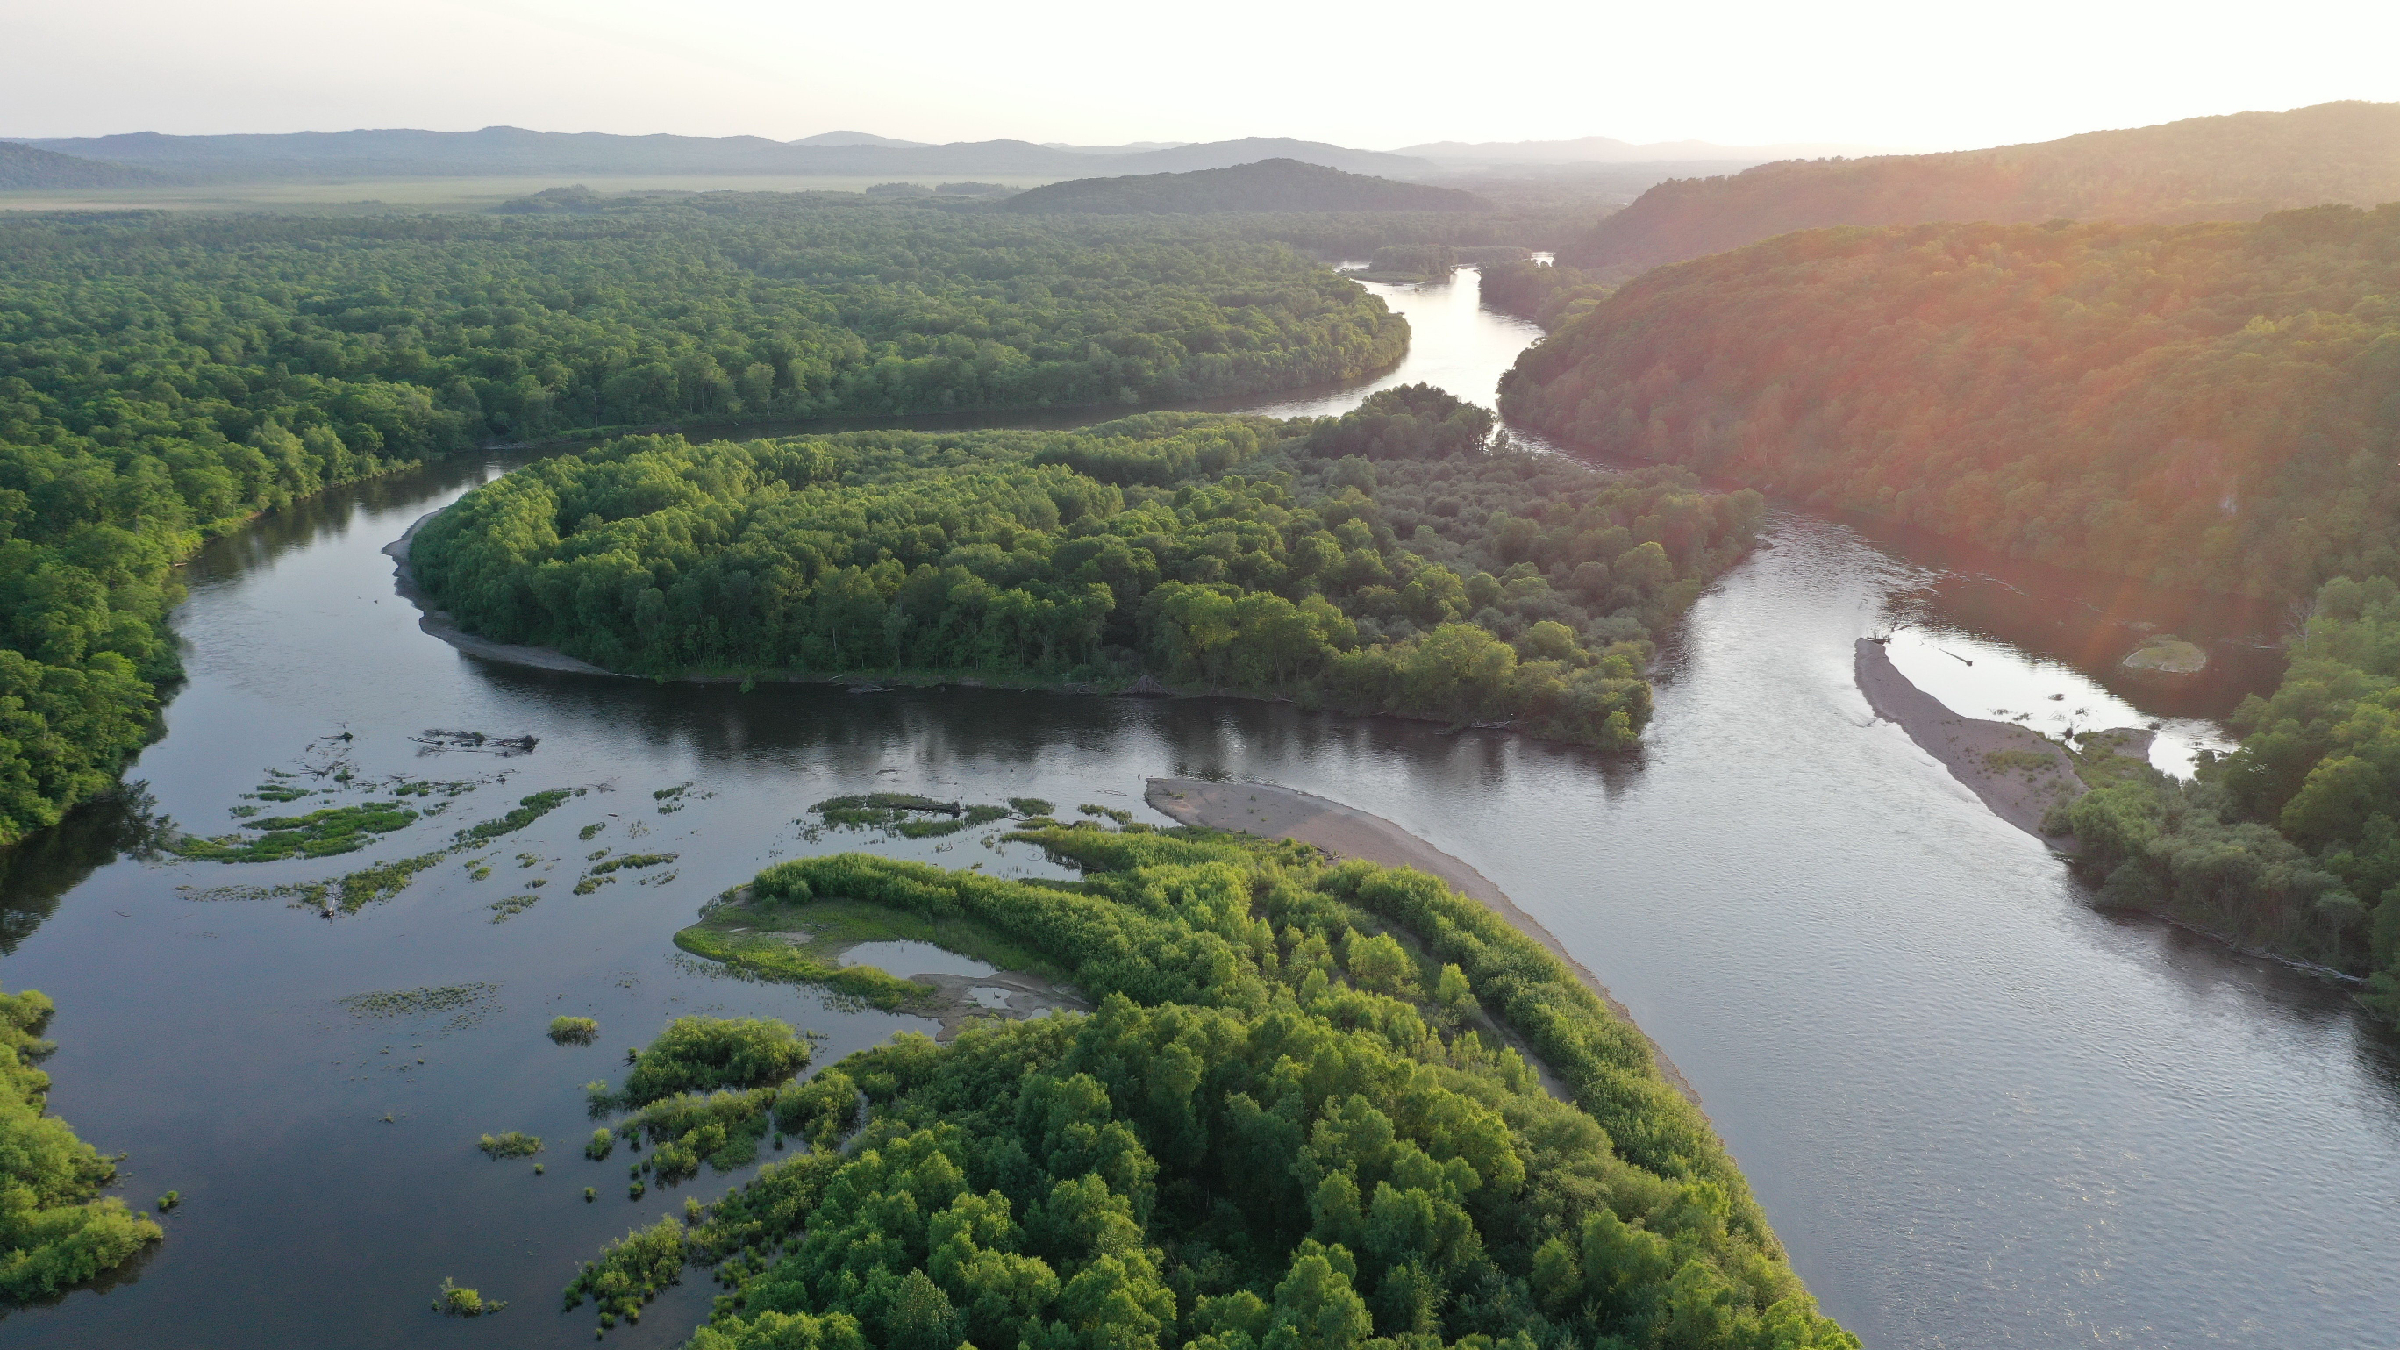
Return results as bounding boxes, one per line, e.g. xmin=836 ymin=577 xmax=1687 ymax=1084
xmin=3 ymin=270 xmax=2396 ymax=1349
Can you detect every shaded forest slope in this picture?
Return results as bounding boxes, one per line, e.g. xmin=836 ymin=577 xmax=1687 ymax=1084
xmin=1504 ymin=205 xmax=2400 ymax=602
xmin=1567 ymin=101 xmax=2400 ymax=274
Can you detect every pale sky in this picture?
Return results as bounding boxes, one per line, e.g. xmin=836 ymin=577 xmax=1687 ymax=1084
xmin=9 ymin=0 xmax=2398 ymax=152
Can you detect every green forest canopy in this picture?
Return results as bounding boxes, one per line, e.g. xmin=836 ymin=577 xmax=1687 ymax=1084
xmin=1565 ymin=100 xmax=2400 ymax=274
xmin=0 ymin=985 xmax=160 ymax=1301
xmin=0 ymin=203 xmax=1412 ymax=850
xmin=570 ymin=824 xmax=1856 ymax=1350
xmin=409 ymin=387 xmax=1764 ymax=748
xmin=1502 ymin=205 xmax=2400 ymax=603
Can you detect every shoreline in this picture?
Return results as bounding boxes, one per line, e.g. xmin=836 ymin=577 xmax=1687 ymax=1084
xmin=1852 ymin=637 xmax=2146 ymax=843
xmin=1143 ymin=775 xmax=1706 ymax=1110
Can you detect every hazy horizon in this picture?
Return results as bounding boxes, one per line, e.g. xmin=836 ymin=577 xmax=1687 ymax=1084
xmin=9 ymin=0 xmax=2398 ymax=153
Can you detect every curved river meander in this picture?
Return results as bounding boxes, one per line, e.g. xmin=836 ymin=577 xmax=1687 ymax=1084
xmin=3 ymin=270 xmax=2397 ymax=1349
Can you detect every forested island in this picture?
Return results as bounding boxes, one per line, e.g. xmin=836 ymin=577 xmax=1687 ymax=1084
xmin=0 ymin=985 xmax=160 ymax=1299
xmin=566 ymin=823 xmax=1856 ymax=1349
xmin=0 ymin=204 xmax=1413 ymax=848
xmin=409 ymin=387 xmax=1763 ymax=747
xmin=1566 ymin=99 xmax=2400 ymax=274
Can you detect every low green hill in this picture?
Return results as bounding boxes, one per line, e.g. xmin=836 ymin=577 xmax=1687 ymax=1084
xmin=1566 ymin=101 xmax=2400 ymax=274
xmin=0 ymin=141 xmax=161 ymax=190
xmin=1006 ymin=158 xmax=1486 ymax=214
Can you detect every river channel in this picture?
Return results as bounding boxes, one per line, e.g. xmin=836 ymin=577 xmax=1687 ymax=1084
xmin=2 ymin=269 xmax=2396 ymax=1349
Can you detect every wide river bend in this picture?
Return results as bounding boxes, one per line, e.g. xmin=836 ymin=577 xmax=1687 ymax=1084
xmin=1 ymin=269 xmax=2394 ymax=1349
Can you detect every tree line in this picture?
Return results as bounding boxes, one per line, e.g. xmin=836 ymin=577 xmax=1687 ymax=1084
xmin=410 ymin=386 xmax=1765 ymax=748
xmin=0 ymin=205 xmax=1413 ymax=848
xmin=1503 ymin=205 xmax=2400 ymax=605
xmin=566 ymin=823 xmax=1856 ymax=1350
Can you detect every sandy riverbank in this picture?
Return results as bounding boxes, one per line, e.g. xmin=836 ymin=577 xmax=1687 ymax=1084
xmin=1144 ymin=775 xmax=1703 ymax=1108
xmin=385 ymin=511 xmax=615 ymax=675
xmin=1854 ymin=638 xmax=2153 ymax=843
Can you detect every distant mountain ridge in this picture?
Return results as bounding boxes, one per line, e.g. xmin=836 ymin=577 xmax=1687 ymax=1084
xmin=1566 ymin=100 xmax=2400 ymax=273
xmin=5 ymin=126 xmax=1433 ymax=183
xmin=0 ymin=140 xmax=161 ymax=190
xmin=1394 ymin=135 xmax=1892 ymax=164
xmin=1003 ymin=159 xmax=1486 ymax=214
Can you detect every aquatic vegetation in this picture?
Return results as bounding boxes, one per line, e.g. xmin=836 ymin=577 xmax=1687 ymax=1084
xmin=155 ymin=1191 xmax=180 ymax=1212
xmin=1006 ymin=797 xmax=1055 ymax=816
xmin=454 ymin=788 xmax=579 ymax=845
xmin=340 ymin=983 xmax=500 ymax=1033
xmin=624 ymin=1089 xmax=778 ymax=1181
xmin=549 ymin=1017 xmax=601 ymax=1045
xmin=771 ymin=1070 xmax=859 ymax=1152
xmin=811 ymin=795 xmax=1007 ymax=839
xmin=170 ymin=802 xmax=420 ymax=862
xmin=0 ymin=985 xmax=162 ymax=1302
xmin=587 ymin=853 xmax=676 ymax=876
xmin=432 ymin=1276 xmax=503 ymax=1316
xmin=477 ymin=1131 xmax=544 ymax=1160
xmin=586 ymin=1129 xmax=615 ymax=1161
xmin=1077 ymin=803 xmax=1135 ymax=825
xmin=333 ymin=851 xmax=448 ymax=911
xmin=563 ymin=1216 xmax=686 ymax=1326
xmin=487 ymin=894 xmax=538 ymax=922
xmin=587 ymin=830 xmax=1852 ymax=1348
xmin=614 ymin=1017 xmax=814 ymax=1109
xmin=670 ymin=927 xmax=938 ymax=1013
xmin=585 ymin=1187 xmax=597 ymax=1202
xmin=579 ymin=823 xmax=605 ymax=841
xmin=573 ymin=878 xmax=605 ymax=895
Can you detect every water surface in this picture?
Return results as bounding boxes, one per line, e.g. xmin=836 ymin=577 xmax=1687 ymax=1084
xmin=3 ymin=270 xmax=2395 ymax=1350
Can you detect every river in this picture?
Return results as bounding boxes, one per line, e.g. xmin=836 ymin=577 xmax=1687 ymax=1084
xmin=2 ymin=268 xmax=2396 ymax=1349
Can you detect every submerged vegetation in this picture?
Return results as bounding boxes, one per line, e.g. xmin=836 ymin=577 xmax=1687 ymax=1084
xmin=565 ymin=825 xmax=1852 ymax=1349
xmin=0 ymin=986 xmax=161 ymax=1302
xmin=413 ymin=385 xmax=1761 ymax=748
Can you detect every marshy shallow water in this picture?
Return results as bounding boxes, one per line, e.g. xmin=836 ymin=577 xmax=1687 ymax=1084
xmin=3 ymin=271 xmax=2397 ymax=1349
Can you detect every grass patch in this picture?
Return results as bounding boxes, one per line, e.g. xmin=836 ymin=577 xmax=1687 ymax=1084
xmin=1007 ymin=796 xmax=1055 ymax=816
xmin=453 ymin=788 xmax=578 ymax=845
xmin=433 ymin=1277 xmax=503 ymax=1316
xmin=334 ymin=850 xmax=448 ymax=911
xmin=1982 ymin=748 xmax=2061 ymax=774
xmin=587 ymin=852 xmax=676 ymax=876
xmin=673 ymin=894 xmax=1067 ymax=1012
xmin=549 ymin=1016 xmax=600 ymax=1045
xmin=478 ymin=1131 xmax=543 ymax=1160
xmin=170 ymin=802 xmax=419 ymax=862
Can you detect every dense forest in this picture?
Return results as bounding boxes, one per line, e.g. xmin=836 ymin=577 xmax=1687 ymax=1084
xmin=1565 ymin=100 xmax=2400 ymax=274
xmin=1004 ymin=161 xmax=1487 ymax=215
xmin=1474 ymin=261 xmax=1609 ymax=330
xmin=2058 ymin=575 xmax=2400 ymax=1018
xmin=0 ymin=205 xmax=1407 ymax=849
xmin=0 ymin=985 xmax=159 ymax=1300
xmin=1502 ymin=205 xmax=2400 ymax=603
xmin=568 ymin=824 xmax=1855 ymax=1349
xmin=409 ymin=387 xmax=1763 ymax=747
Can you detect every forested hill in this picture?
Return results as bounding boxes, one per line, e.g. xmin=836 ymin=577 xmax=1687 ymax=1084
xmin=1565 ymin=100 xmax=2400 ymax=274
xmin=0 ymin=141 xmax=159 ymax=190
xmin=1502 ymin=205 xmax=2400 ymax=602
xmin=0 ymin=205 xmax=1408 ymax=850
xmin=1005 ymin=159 xmax=1487 ymax=214
xmin=409 ymin=387 xmax=1764 ymax=748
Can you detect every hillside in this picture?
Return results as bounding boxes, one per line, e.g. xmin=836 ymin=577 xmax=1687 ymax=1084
xmin=1566 ymin=100 xmax=2400 ymax=273
xmin=12 ymin=127 xmax=1433 ymax=183
xmin=1501 ymin=204 xmax=2400 ymax=602
xmin=1004 ymin=158 xmax=1485 ymax=213
xmin=0 ymin=141 xmax=159 ymax=189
